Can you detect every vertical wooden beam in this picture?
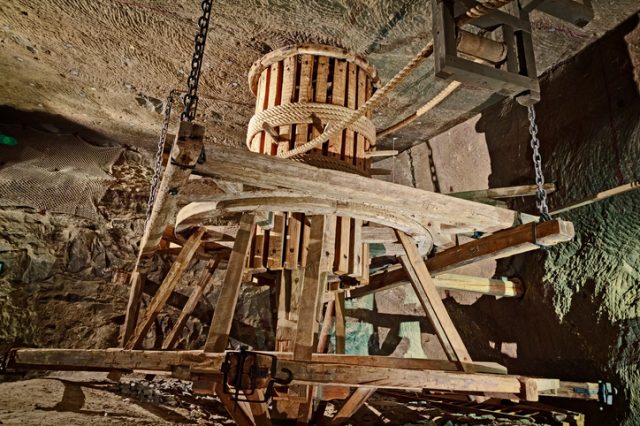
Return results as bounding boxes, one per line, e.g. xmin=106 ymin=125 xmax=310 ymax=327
xmin=124 ymin=228 xmax=206 ymax=350
xmin=396 ymin=230 xmax=473 ymax=371
xmin=334 ymin=291 xmax=346 ymax=355
xmin=162 ymin=257 xmax=221 ymax=350
xmin=204 ymin=214 xmax=257 ymax=352
xmin=121 ymin=272 xmax=145 ymax=346
xmin=330 ymin=387 xmax=377 ymax=426
xmin=214 ymin=379 xmax=257 ymax=426
xmin=293 ymin=216 xmax=334 ymax=424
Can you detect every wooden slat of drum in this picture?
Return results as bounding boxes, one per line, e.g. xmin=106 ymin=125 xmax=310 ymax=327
xmin=329 ymin=59 xmax=347 ymax=159
xmin=365 ymin=76 xmax=373 ymax=172
xmin=265 ymin=61 xmax=282 ymax=155
xmin=349 ymin=218 xmax=362 ymax=278
xmin=333 ymin=59 xmax=351 ymax=275
xmin=345 ymin=62 xmax=357 ymax=165
xmin=251 ymin=68 xmax=270 ymax=153
xmin=356 ymin=68 xmax=367 ymax=170
xmin=314 ymin=56 xmax=330 ymax=140
xmin=297 ymin=54 xmax=314 ymax=269
xmin=279 ymin=55 xmax=297 ymax=154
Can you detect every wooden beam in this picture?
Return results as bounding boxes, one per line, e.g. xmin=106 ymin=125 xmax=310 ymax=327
xmin=139 ymin=121 xmax=204 ymax=254
xmin=162 ymin=257 xmax=221 ymax=349
xmin=331 ymin=388 xmax=377 ymax=426
xmin=8 ymin=349 xmax=506 ymax=376
xmin=334 ymin=292 xmax=346 ymax=355
xmin=214 ymin=379 xmax=256 ymax=426
xmin=396 ymin=231 xmax=473 ymax=370
xmin=425 ymin=219 xmax=574 ymax=275
xmin=191 ymin=144 xmax=518 ymax=233
xmin=551 ymin=180 xmax=639 ymax=215
xmin=449 ymin=183 xmax=556 ymax=200
xmin=349 ymin=274 xmax=523 ymax=299
xmin=124 ymin=228 xmax=205 ymax=349
xmin=204 ymin=214 xmax=257 ymax=352
xmin=121 ymin=272 xmax=144 ymax=345
xmin=365 ymin=220 xmax=574 ymax=294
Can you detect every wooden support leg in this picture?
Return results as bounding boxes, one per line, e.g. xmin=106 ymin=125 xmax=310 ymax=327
xmin=396 ymin=230 xmax=473 ymax=371
xmin=121 ymin=272 xmax=145 ymax=346
xmin=162 ymin=256 xmax=221 ymax=349
xmin=204 ymin=214 xmax=257 ymax=352
xmin=292 ymin=216 xmax=334 ymax=425
xmin=214 ymin=379 xmax=256 ymax=426
xmin=330 ymin=387 xmax=377 ymax=426
xmin=124 ymin=228 xmax=206 ymax=350
xmin=335 ymin=292 xmax=346 ymax=355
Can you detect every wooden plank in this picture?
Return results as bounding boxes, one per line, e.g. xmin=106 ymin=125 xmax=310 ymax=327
xmin=551 ymin=180 xmax=639 ymax=215
xmin=355 ymin=67 xmax=367 ymax=170
xmin=246 ymin=389 xmax=272 ymax=426
xmin=317 ymin=300 xmax=335 ymax=353
xmin=349 ymin=219 xmax=362 ymax=277
xmin=162 ymin=257 xmax=221 ymax=350
xmin=265 ymin=61 xmax=283 ymax=154
xmin=275 ymin=271 xmax=294 ymax=351
xmin=364 ymin=220 xmax=575 ymax=294
xmin=125 ymin=228 xmax=206 ymax=349
xmin=214 ymin=378 xmax=256 ymax=426
xmin=9 ymin=349 xmax=505 ymax=376
xmin=293 ymin=216 xmax=332 ymax=360
xmin=450 ymin=183 xmax=556 ymax=200
xmin=425 ymin=220 xmax=574 ymax=275
xmin=349 ymin=274 xmax=523 ymax=299
xmin=267 ymin=213 xmax=285 ymax=269
xmin=192 ymin=145 xmax=518 ymax=233
xmin=396 ymin=230 xmax=473 ymax=370
xmin=362 ymin=226 xmax=397 ymax=243
xmin=140 ymin=121 xmax=203 ymax=254
xmin=285 ymin=213 xmax=303 ymax=269
xmin=331 ymin=388 xmax=376 ymax=426
xmin=204 ymin=214 xmax=257 ymax=352
xmin=329 ymin=59 xmax=347 ymax=159
xmin=334 ymin=292 xmax=346 ymax=355
xmin=314 ymin=56 xmax=329 ymax=139
xmin=121 ymin=272 xmax=144 ymax=345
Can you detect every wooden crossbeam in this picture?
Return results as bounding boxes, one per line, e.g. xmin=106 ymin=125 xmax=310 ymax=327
xmin=8 ymin=348 xmax=543 ymax=397
xmin=348 ymin=274 xmax=523 ymax=299
xmin=449 ymin=183 xmax=556 ymax=201
xmin=162 ymin=256 xmax=221 ymax=349
xmin=139 ymin=121 xmax=204 ymax=254
xmin=191 ymin=144 xmax=517 ymax=233
xmin=204 ymin=214 xmax=256 ymax=352
xmin=396 ymin=230 xmax=473 ymax=370
xmin=121 ymin=272 xmax=144 ymax=345
xmin=366 ymin=220 xmax=574 ymax=295
xmin=124 ymin=228 xmax=205 ymax=350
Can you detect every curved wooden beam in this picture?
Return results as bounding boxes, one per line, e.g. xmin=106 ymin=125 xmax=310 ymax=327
xmin=176 ymin=193 xmax=433 ymax=240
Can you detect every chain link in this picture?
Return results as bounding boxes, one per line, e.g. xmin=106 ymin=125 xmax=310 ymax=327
xmin=144 ymin=89 xmax=179 ymax=227
xmin=527 ymin=105 xmax=551 ymax=220
xmin=181 ymin=0 xmax=213 ymax=122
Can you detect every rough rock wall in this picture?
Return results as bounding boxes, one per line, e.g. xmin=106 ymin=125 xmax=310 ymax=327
xmin=469 ymin=14 xmax=640 ymax=425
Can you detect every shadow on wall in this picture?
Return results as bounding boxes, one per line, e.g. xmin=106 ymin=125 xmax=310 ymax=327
xmin=456 ymin=13 xmax=640 ymax=426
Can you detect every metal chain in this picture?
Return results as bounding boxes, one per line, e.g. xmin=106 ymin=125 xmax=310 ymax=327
xmin=181 ymin=0 xmax=213 ymax=122
xmin=144 ymin=89 xmax=179 ymax=227
xmin=527 ymin=105 xmax=551 ymax=220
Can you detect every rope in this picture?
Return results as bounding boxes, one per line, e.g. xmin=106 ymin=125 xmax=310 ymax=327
xmin=247 ymin=103 xmax=376 ymax=148
xmin=377 ymin=80 xmax=461 ymax=138
xmin=274 ymin=0 xmax=514 ymax=159
xmin=279 ymin=42 xmax=435 ymax=159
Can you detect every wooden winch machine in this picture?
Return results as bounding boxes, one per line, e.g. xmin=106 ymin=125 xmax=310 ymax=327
xmin=5 ymin=1 xmax=616 ymax=425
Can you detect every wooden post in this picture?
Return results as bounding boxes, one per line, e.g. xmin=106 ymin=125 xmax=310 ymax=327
xmin=331 ymin=388 xmax=377 ymax=426
xmin=204 ymin=214 xmax=257 ymax=352
xmin=334 ymin=292 xmax=346 ymax=355
xmin=139 ymin=121 xmax=204 ymax=255
xmin=121 ymin=272 xmax=145 ymax=345
xmin=396 ymin=230 xmax=473 ymax=370
xmin=124 ymin=228 xmax=206 ymax=350
xmin=162 ymin=256 xmax=221 ymax=350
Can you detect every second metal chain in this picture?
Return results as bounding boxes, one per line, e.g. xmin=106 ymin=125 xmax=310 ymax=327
xmin=145 ymin=89 xmax=179 ymax=227
xmin=527 ymin=105 xmax=551 ymax=220
xmin=181 ymin=0 xmax=213 ymax=122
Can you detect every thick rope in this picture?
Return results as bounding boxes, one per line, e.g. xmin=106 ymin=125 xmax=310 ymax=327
xmin=277 ymin=0 xmax=514 ymax=159
xmin=280 ymin=42 xmax=435 ymax=159
xmin=247 ymin=103 xmax=376 ymax=148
